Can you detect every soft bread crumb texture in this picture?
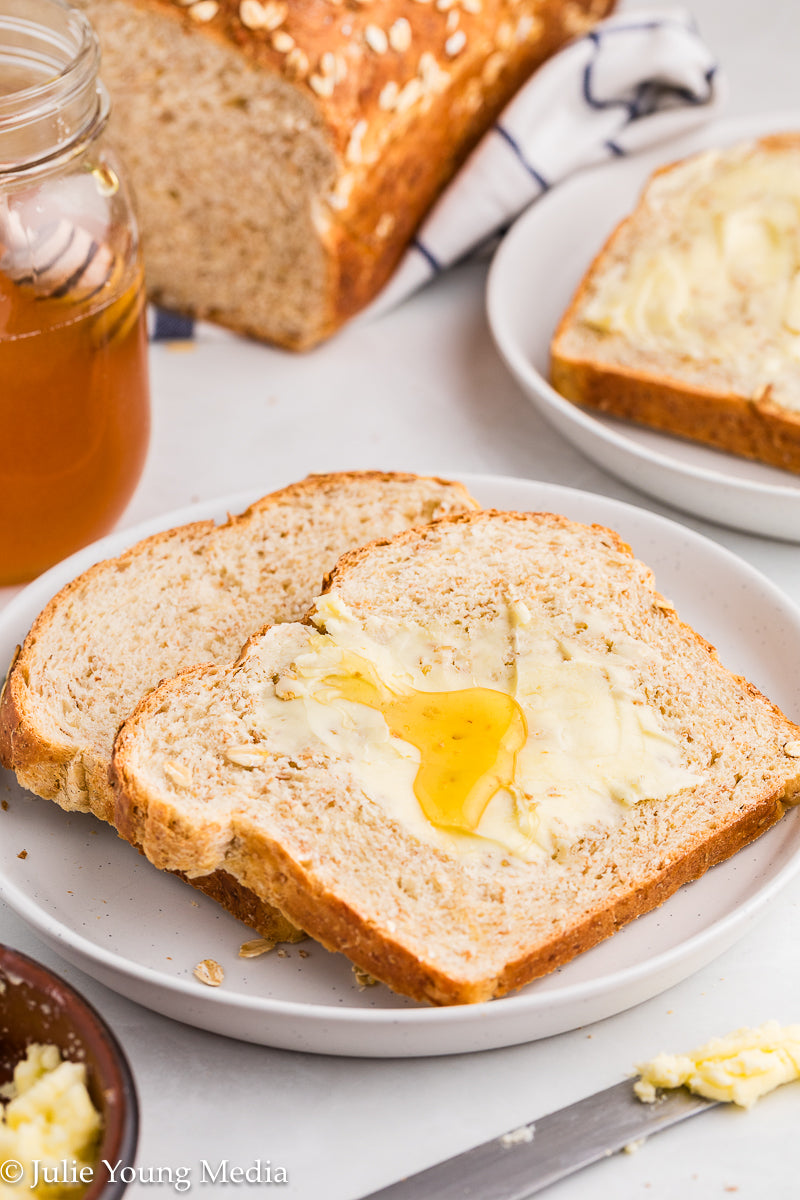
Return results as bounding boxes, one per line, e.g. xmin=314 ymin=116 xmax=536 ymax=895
xmin=0 ymin=470 xmax=477 ymax=823
xmin=111 ymin=511 xmax=800 ymax=1005
xmin=75 ymin=0 xmax=615 ymax=347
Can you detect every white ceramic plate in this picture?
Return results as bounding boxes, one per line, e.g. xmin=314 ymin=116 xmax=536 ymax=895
xmin=2 ymin=474 xmax=800 ymax=1057
xmin=486 ymin=112 xmax=800 ymax=542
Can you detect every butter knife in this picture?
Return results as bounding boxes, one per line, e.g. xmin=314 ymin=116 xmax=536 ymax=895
xmin=357 ymin=1079 xmax=719 ymax=1199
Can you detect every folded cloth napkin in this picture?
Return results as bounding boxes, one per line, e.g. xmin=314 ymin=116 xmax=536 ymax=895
xmin=149 ymin=7 xmax=724 ymax=343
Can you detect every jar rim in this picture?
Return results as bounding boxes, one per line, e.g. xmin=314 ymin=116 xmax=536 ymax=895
xmin=0 ymin=0 xmax=104 ymax=173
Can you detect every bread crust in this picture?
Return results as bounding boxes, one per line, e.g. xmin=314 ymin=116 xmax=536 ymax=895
xmin=119 ymin=762 xmax=790 ymax=1006
xmin=78 ymin=0 xmax=616 ymax=347
xmin=110 ymin=510 xmax=800 ymax=1004
xmin=550 ymin=133 xmax=800 ymax=473
xmin=551 ymin=357 xmax=800 ymax=473
xmin=0 ymin=470 xmax=475 ymax=811
xmin=0 ymin=470 xmax=478 ymax=948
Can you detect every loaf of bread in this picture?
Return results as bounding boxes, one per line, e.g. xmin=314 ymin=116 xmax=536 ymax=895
xmin=74 ymin=0 xmax=614 ymax=349
xmin=551 ymin=134 xmax=800 ymax=474
xmin=110 ymin=510 xmax=800 ymax=1004
xmin=0 ymin=471 xmax=477 ymax=940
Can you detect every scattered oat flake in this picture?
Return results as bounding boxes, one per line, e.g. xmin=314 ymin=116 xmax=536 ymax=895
xmin=189 ymin=0 xmax=218 ymax=19
xmin=365 ymin=24 xmax=388 ymax=53
xmin=193 ymin=958 xmax=224 ymax=986
xmin=17 ymin=849 xmax=27 ymax=860
xmin=276 ymin=947 xmax=289 ymax=958
xmin=298 ymin=949 xmax=310 ymax=958
xmin=783 ymin=740 xmax=800 ymax=757
xmin=389 ymin=17 xmax=412 ymax=51
xmin=445 ymin=28 xmax=467 ymax=56
xmin=239 ymin=938 xmax=275 ymax=958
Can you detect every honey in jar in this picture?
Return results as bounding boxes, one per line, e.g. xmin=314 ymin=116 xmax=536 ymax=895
xmin=0 ymin=0 xmax=150 ymax=584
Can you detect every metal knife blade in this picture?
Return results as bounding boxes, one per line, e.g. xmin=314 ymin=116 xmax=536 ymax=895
xmin=357 ymin=1079 xmax=719 ymax=1199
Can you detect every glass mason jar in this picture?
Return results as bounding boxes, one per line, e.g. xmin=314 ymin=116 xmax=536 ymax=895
xmin=0 ymin=0 xmax=150 ymax=584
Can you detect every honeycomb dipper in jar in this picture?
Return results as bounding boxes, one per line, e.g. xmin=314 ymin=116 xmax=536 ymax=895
xmin=0 ymin=0 xmax=150 ymax=584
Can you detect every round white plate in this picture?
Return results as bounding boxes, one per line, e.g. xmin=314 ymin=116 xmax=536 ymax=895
xmin=487 ymin=112 xmax=800 ymax=542
xmin=2 ymin=474 xmax=800 ymax=1057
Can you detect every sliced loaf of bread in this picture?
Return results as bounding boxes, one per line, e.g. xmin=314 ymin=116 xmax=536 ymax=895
xmin=111 ymin=511 xmax=800 ymax=1004
xmin=75 ymin=0 xmax=614 ymax=348
xmin=551 ymin=134 xmax=800 ymax=473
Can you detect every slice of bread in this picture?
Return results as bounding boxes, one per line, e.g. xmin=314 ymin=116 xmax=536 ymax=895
xmin=110 ymin=511 xmax=800 ymax=1004
xmin=551 ymin=134 xmax=800 ymax=473
xmin=0 ymin=472 xmax=477 ymax=940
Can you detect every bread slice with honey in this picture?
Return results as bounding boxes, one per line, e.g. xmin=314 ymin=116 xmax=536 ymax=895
xmin=551 ymin=134 xmax=800 ymax=473
xmin=0 ymin=471 xmax=477 ymax=940
xmin=110 ymin=510 xmax=800 ymax=1004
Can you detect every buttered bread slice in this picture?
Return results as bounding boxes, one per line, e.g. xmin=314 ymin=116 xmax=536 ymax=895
xmin=0 ymin=471 xmax=477 ymax=941
xmin=111 ymin=512 xmax=800 ymax=1004
xmin=551 ymin=134 xmax=800 ymax=473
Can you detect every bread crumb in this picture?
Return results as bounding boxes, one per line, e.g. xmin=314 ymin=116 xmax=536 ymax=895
xmin=353 ymin=965 xmax=379 ymax=988
xmin=298 ymin=949 xmax=310 ymax=958
xmin=17 ymin=849 xmax=27 ymax=860
xmin=193 ymin=958 xmax=224 ymax=986
xmin=499 ymin=1125 xmax=534 ymax=1147
xmin=276 ymin=947 xmax=289 ymax=958
xmin=1 ymin=800 xmax=8 ymax=811
xmin=239 ymin=938 xmax=275 ymax=958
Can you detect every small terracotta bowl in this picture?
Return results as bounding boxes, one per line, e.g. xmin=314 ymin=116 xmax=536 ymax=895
xmin=0 ymin=945 xmax=139 ymax=1199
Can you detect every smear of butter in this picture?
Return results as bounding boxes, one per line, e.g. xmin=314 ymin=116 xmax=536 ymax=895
xmin=634 ymin=1022 xmax=800 ymax=1108
xmin=581 ymin=142 xmax=800 ymax=408
xmin=320 ymin=653 xmax=528 ymax=834
xmin=240 ymin=592 xmax=700 ymax=864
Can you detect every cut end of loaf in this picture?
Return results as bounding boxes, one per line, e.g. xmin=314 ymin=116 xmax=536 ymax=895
xmin=78 ymin=0 xmax=338 ymax=349
xmin=76 ymin=0 xmax=616 ymax=347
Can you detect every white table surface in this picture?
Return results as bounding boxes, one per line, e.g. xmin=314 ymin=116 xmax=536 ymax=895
xmin=3 ymin=1 xmax=800 ymax=1196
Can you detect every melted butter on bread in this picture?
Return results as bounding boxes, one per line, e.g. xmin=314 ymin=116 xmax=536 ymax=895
xmin=581 ymin=140 xmax=800 ymax=401
xmin=247 ymin=592 xmax=700 ymax=863
xmin=316 ymin=654 xmax=528 ymax=834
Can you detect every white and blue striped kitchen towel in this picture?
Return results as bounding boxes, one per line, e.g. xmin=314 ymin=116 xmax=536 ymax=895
xmin=150 ymin=7 xmax=723 ymax=343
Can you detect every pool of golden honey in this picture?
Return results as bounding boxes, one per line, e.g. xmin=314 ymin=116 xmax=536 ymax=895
xmin=322 ymin=656 xmax=528 ymax=832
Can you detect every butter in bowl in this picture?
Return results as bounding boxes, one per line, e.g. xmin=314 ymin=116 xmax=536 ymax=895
xmin=0 ymin=946 xmax=138 ymax=1199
